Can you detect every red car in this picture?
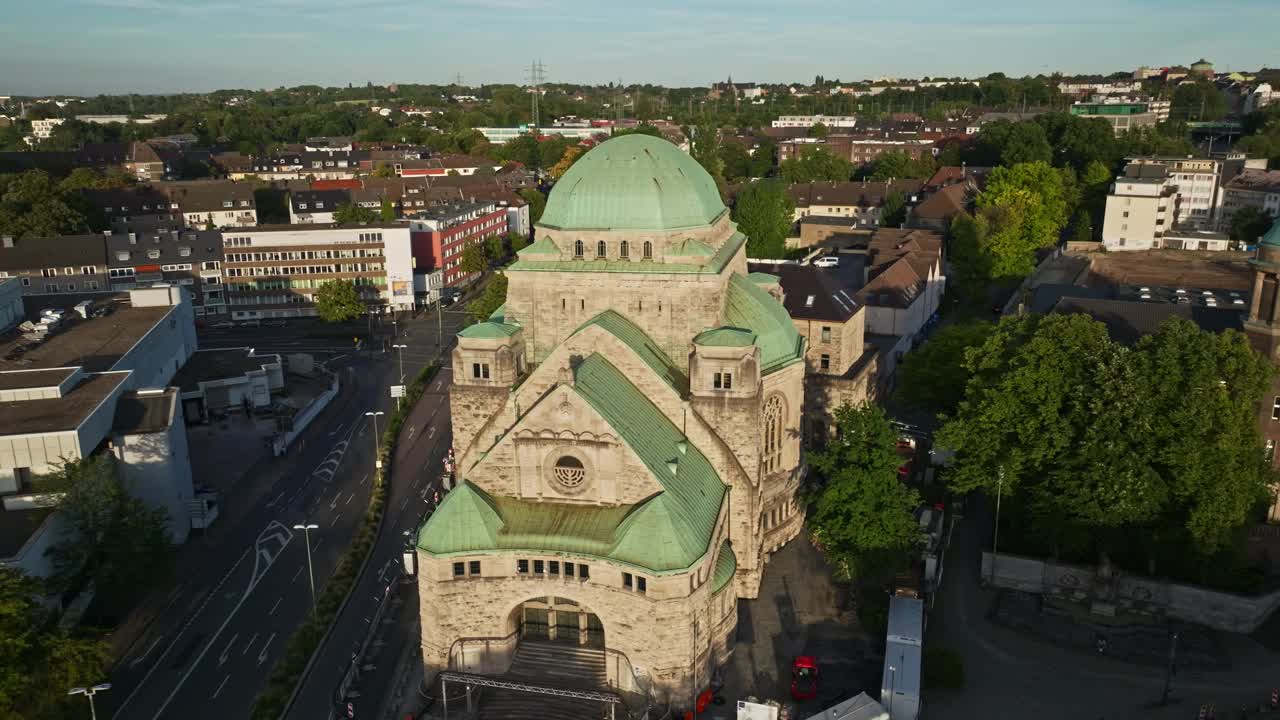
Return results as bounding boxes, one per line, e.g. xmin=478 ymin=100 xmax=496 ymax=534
xmin=791 ymin=656 xmax=819 ymax=701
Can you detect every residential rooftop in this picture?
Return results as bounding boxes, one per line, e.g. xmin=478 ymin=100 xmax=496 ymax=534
xmin=0 ymin=303 xmax=173 ymax=373
xmin=171 ymin=348 xmax=280 ymax=393
xmin=0 ymin=370 xmax=129 ymax=434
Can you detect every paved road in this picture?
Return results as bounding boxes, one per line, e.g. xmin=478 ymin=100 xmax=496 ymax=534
xmin=101 ymin=307 xmax=467 ymax=720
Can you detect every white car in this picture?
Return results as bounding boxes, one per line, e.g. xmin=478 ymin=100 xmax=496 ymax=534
xmin=813 ymin=256 xmax=840 ymax=268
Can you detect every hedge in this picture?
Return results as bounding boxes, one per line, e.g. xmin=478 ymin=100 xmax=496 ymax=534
xmin=250 ymin=363 xmax=439 ymax=720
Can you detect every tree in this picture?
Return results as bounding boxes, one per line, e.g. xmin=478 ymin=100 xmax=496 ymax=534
xmin=333 ymin=202 xmax=377 ymax=225
xmin=611 ymin=124 xmax=662 ymax=138
xmin=948 ymin=211 xmax=995 ymax=300
xmin=732 ymin=179 xmax=793 ymax=259
xmin=0 ymin=170 xmax=97 ymax=239
xmin=690 ymin=122 xmax=724 ymax=189
xmin=37 ymin=456 xmax=174 ymax=608
xmin=0 ymin=568 xmax=109 ymax=720
xmin=895 ymin=321 xmax=993 ymax=415
xmin=976 ymin=162 xmax=1075 ymax=279
xmin=1229 ymin=206 xmax=1275 ymax=244
xmin=1035 ymin=113 xmax=1118 ymax=172
xmin=379 ymin=197 xmax=396 ymax=222
xmin=519 ymin=188 xmax=546 ymax=224
xmin=459 ymin=242 xmax=488 ymax=275
xmin=807 ymin=122 xmax=830 ymax=139
xmin=718 ymin=141 xmax=753 ymax=183
xmin=880 ymin=190 xmax=906 ymax=228
xmin=509 ymin=232 xmax=529 ymax=254
xmin=868 ymin=152 xmax=935 ymax=181
xmin=467 ymin=273 xmax=509 ymax=323
xmin=372 ymin=164 xmax=396 ymax=178
xmin=972 ymin=120 xmax=1052 ymax=167
xmin=548 ymin=145 xmax=584 ymax=179
xmin=807 ymin=404 xmax=922 ymax=580
xmin=314 ymin=279 xmax=366 ymax=322
xmin=1171 ymin=81 xmax=1227 ymax=122
xmin=486 ymin=233 xmax=507 ymax=262
xmin=1068 ymin=209 xmax=1093 ymax=243
xmin=780 ymin=147 xmax=853 ymax=183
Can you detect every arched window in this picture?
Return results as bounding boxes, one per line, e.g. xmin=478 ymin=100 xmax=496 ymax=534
xmin=552 ymin=455 xmax=586 ymax=488
xmin=619 ymin=241 xmax=629 ymax=259
xmin=642 ymin=241 xmax=653 ymax=259
xmin=596 ymin=240 xmax=607 ymax=259
xmin=762 ymin=395 xmax=784 ymax=473
xmin=573 ymin=240 xmax=584 ymax=258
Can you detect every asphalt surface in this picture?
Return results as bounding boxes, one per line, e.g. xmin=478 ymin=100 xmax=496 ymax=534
xmin=102 ymin=306 xmax=467 ymax=720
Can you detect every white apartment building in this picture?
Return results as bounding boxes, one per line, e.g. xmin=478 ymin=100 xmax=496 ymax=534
xmin=222 ymin=224 xmax=415 ymax=319
xmin=1101 ymin=166 xmax=1175 ymax=251
xmin=1223 ymin=169 xmax=1280 ymax=223
xmin=26 ymin=118 xmax=65 ymax=144
xmin=771 ymin=115 xmax=858 ymax=129
xmin=1245 ymin=84 xmax=1279 ymax=115
xmin=1125 ymin=156 xmax=1225 ymax=229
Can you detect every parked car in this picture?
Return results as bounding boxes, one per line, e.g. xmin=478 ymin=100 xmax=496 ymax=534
xmin=263 ymin=318 xmax=287 ymax=327
xmin=238 ymin=319 xmax=261 ymax=327
xmin=210 ymin=321 xmax=235 ymax=329
xmin=813 ymin=256 xmax=839 ymax=268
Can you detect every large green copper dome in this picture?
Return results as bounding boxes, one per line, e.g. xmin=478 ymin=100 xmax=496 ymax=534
xmin=539 ymin=134 xmax=726 ymax=232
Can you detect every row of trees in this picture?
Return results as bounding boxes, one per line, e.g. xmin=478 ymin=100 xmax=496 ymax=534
xmin=0 ymin=169 xmax=113 ymax=239
xmin=905 ymin=314 xmax=1274 ymax=584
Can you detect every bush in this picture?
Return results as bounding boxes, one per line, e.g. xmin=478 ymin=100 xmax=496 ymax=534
xmin=922 ymin=646 xmax=965 ymax=690
xmin=251 ymin=365 xmax=439 ymax=719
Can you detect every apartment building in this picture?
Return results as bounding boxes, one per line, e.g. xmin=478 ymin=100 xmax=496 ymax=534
xmin=777 ymin=135 xmax=935 ymax=166
xmin=1124 ymin=156 xmax=1230 ymax=229
xmin=1100 ymin=164 xmax=1176 ymax=251
xmin=407 ymin=201 xmax=508 ymax=288
xmin=1069 ymin=102 xmax=1160 ymax=135
xmin=27 ymin=118 xmax=65 ymax=144
xmin=222 ymin=224 xmax=414 ymax=319
xmin=159 ymin=181 xmax=258 ymax=229
xmin=0 ymin=233 xmax=111 ymax=296
xmin=771 ymin=115 xmax=858 ymax=129
xmin=1223 ymin=170 xmax=1280 ymax=224
xmin=105 ymin=229 xmax=226 ymax=315
xmin=786 ymin=180 xmax=924 ymax=227
xmin=288 ymin=189 xmax=349 ymax=224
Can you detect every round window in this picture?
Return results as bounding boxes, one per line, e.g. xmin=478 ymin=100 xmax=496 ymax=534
xmin=552 ymin=456 xmax=586 ymax=488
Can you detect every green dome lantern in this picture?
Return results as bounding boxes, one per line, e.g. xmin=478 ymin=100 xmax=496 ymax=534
xmin=539 ymin=135 xmax=726 ymax=232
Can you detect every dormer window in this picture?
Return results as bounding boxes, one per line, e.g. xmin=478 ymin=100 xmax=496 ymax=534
xmin=805 ymin=295 xmax=815 ymax=307
xmin=299 ymin=203 xmax=308 ymax=210
xmin=315 ymin=201 xmax=324 ymax=209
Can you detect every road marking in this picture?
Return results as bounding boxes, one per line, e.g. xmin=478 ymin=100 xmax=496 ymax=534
xmin=400 ymin=496 xmax=410 ymax=512
xmin=328 ymin=422 xmax=348 ymax=437
xmin=218 ymin=633 xmax=238 ymax=665
xmin=265 ymin=490 xmax=284 ymax=508
xmin=427 ymin=425 xmax=436 ymax=439
xmin=128 ymin=636 xmax=164 ymax=669
xmin=360 ymin=473 xmax=369 ymax=485
xmin=408 ymin=425 xmax=416 ymax=438
xmin=212 ymin=675 xmax=229 ymax=700
xmin=257 ymin=632 xmax=276 ymax=664
xmin=269 ymin=597 xmax=282 ymax=615
xmin=330 ymin=513 xmax=342 ymax=527
xmin=345 ymin=491 xmax=354 ymax=505
xmin=243 ymin=632 xmax=258 ymax=655
xmin=293 ymin=566 xmax=303 ymax=583
xmin=313 ymin=537 xmax=323 ymax=551
xmin=329 ymin=495 xmax=339 ymax=511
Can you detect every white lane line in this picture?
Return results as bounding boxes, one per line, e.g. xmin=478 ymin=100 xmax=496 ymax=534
xmin=329 ymin=513 xmax=342 ymax=527
xmin=265 ymin=491 xmax=284 ymax=508
xmin=269 ymin=597 xmax=282 ymax=615
xmin=212 ymin=675 xmax=229 ymax=700
xmin=128 ymin=636 xmax=163 ymax=669
xmin=345 ymin=491 xmax=354 ymax=505
xmin=400 ymin=496 xmax=410 ymax=512
xmin=329 ymin=495 xmax=339 ymax=511
xmin=313 ymin=537 xmax=324 ymax=551
xmin=408 ymin=425 xmax=417 ymax=438
xmin=257 ymin=632 xmax=276 ymax=664
xmin=328 ymin=422 xmax=347 ymax=437
xmin=242 ymin=632 xmax=258 ymax=656
xmin=427 ymin=425 xmax=436 ymax=439
xmin=360 ymin=473 xmax=369 ymax=485
xmin=218 ymin=632 xmax=239 ymax=665
xmin=292 ymin=566 xmax=304 ymax=583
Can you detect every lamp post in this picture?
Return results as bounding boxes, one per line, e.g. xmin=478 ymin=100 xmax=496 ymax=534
xmin=392 ymin=344 xmax=408 ymax=384
xmin=293 ymin=523 xmax=319 ymax=619
xmin=1161 ymin=630 xmax=1180 ymax=705
xmin=365 ymin=411 xmax=385 ymax=470
xmin=68 ymin=683 xmax=111 ymax=720
xmin=887 ymin=665 xmax=896 ymax=717
xmin=990 ymin=466 xmax=1004 ymax=584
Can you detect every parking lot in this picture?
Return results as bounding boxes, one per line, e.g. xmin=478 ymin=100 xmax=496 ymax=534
xmin=1082 ymin=249 xmax=1253 ymax=293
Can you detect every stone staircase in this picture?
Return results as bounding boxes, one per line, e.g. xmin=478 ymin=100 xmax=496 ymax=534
xmin=478 ymin=641 xmax=617 ymax=720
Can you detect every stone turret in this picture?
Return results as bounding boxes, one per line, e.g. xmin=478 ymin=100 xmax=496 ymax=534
xmin=450 ymin=320 xmax=525 ymax=458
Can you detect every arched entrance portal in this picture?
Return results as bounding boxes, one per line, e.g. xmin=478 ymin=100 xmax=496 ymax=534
xmin=511 ymin=596 xmax=604 ymax=648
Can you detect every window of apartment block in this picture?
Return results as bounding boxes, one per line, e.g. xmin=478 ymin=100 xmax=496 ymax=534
xmin=820 ymin=354 xmax=831 ymax=371
xmin=517 ymin=559 xmax=529 ymax=574
xmin=453 ymin=562 xmax=465 ymax=577
xmin=81 ymin=266 xmax=95 ymax=275
xmin=42 ymin=268 xmax=57 ymax=277
xmin=623 ymin=572 xmax=633 ymax=589
xmin=20 ymin=278 xmax=29 ymax=287
xmin=148 ymin=249 xmax=161 ymax=259
xmin=45 ymin=283 xmax=58 ymax=293
xmin=63 ymin=267 xmax=74 ymax=276
xmin=469 ymin=560 xmax=481 ymax=575
xmin=821 ymin=326 xmax=832 ymax=343
xmin=86 ymin=281 xmax=99 ymax=290
xmin=533 ymin=560 xmax=545 ymax=574
xmin=1267 ymin=439 xmax=1276 ymax=463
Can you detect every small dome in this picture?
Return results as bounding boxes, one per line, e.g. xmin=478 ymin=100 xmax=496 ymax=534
xmin=539 ymin=135 xmax=726 ymax=232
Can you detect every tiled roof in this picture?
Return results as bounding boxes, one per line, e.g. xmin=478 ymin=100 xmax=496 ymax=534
xmin=787 ymin=180 xmax=924 ymax=209
xmin=911 ymin=182 xmax=969 ymax=220
xmin=721 ymin=272 xmax=805 ymax=373
xmin=856 ymin=258 xmax=924 ymax=309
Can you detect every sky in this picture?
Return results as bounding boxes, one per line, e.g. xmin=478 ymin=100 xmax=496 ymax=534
xmin=2 ymin=0 xmax=1278 ymax=96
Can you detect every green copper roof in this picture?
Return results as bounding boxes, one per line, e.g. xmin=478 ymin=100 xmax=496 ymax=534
xmin=519 ymin=236 xmax=560 ymax=255
xmin=711 ymin=540 xmax=737 ymax=594
xmin=668 ymin=238 xmax=717 ymax=257
xmin=416 ymin=354 xmax=727 ymax=573
xmin=721 ymin=272 xmax=805 ymax=373
xmin=508 ymin=231 xmax=746 ymax=275
xmin=748 ymin=272 xmax=780 ymax=285
xmin=458 ymin=321 xmax=521 ymax=340
xmin=539 ymin=135 xmax=728 ymax=232
xmin=694 ymin=327 xmax=756 ymax=347
xmin=1262 ymin=218 xmax=1280 ymax=248
xmin=572 ymin=354 xmax=725 ymax=569
xmin=487 ymin=303 xmax=510 ymax=323
xmin=573 ymin=310 xmax=687 ymax=393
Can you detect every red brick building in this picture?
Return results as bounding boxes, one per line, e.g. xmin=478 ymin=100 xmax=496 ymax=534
xmin=408 ymin=201 xmax=508 ymax=287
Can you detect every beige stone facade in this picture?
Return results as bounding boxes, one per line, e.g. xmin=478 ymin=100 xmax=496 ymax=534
xmin=415 ymin=135 xmax=807 ymax=706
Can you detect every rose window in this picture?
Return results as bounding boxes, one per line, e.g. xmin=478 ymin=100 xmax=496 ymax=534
xmin=552 ymin=456 xmax=586 ymax=488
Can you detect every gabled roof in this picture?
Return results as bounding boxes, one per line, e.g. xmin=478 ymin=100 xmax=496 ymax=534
xmin=856 ymin=258 xmax=923 ymax=309
xmin=458 ymin=321 xmax=520 ymax=340
xmin=763 ymin=264 xmax=860 ymax=322
xmin=572 ymin=310 xmax=686 ymax=393
xmin=721 ymin=272 xmax=805 ymax=372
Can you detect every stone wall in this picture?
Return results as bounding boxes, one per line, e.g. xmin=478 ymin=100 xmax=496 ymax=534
xmin=981 ymin=551 xmax=1280 ymax=633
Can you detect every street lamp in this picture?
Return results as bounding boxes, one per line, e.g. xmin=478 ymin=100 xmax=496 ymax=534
xmin=293 ymin=523 xmax=319 ymax=619
xmin=887 ymin=665 xmax=896 ymax=717
xmin=365 ymin=411 xmax=385 ymax=469
xmin=68 ymin=683 xmax=111 ymax=720
xmin=392 ymin=344 xmax=408 ymax=384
